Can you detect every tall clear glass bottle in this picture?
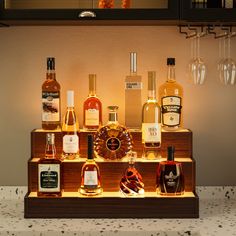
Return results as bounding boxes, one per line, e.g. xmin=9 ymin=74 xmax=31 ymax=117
xmin=125 ymin=52 xmax=142 ymax=129
xmin=80 ymin=134 xmax=102 ymax=196
xmin=38 ymin=133 xmax=62 ymax=197
xmin=83 ymin=74 xmax=102 ymax=131
xmin=142 ymin=71 xmax=161 ymax=159
xmin=159 ymin=58 xmax=183 ymax=131
xmin=62 ymin=90 xmax=79 ymax=160
xmin=42 ymin=57 xmax=61 ymax=130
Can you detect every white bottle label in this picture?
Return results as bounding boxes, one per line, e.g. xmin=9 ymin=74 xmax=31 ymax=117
xmin=85 ymin=109 xmax=99 ymax=126
xmin=84 ymin=171 xmax=98 ymax=186
xmin=161 ymin=96 xmax=182 ymax=127
xmin=38 ymin=164 xmax=60 ymax=192
xmin=63 ymin=135 xmax=79 ymax=153
xmin=42 ymin=92 xmax=60 ymax=122
xmin=142 ymin=123 xmax=161 ymax=143
xmin=125 ymin=82 xmax=142 ymax=90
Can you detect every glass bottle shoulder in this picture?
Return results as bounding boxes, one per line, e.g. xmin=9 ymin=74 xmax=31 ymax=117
xmin=159 ymin=80 xmax=183 ymax=98
xmin=42 ymin=76 xmax=60 ymax=91
xmin=82 ymin=159 xmax=99 ymax=171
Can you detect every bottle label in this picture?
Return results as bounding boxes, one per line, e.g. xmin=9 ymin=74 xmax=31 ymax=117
xmin=165 ymin=171 xmax=179 ymax=187
xmin=142 ymin=123 xmax=161 ymax=143
xmin=125 ymin=82 xmax=142 ymax=90
xmin=106 ymin=137 xmax=121 ymax=151
xmin=63 ymin=135 xmax=79 ymax=153
xmin=161 ymin=96 xmax=182 ymax=127
xmin=42 ymin=92 xmax=60 ymax=122
xmin=84 ymin=170 xmax=98 ymax=189
xmin=38 ymin=164 xmax=60 ymax=192
xmin=85 ymin=109 xmax=99 ymax=126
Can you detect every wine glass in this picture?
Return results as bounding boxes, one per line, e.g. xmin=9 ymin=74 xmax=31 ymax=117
xmin=188 ymin=33 xmax=207 ymax=85
xmin=220 ymin=35 xmax=236 ymax=85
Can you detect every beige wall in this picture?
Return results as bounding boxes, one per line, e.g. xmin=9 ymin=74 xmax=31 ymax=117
xmin=0 ymin=26 xmax=235 ymax=186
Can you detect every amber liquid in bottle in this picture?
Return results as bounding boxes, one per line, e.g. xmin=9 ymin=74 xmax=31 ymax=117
xmin=38 ymin=133 xmax=62 ymax=197
xmin=80 ymin=134 xmax=102 ymax=196
xmin=156 ymin=146 xmax=184 ymax=196
xmin=99 ymin=0 xmax=114 ymax=8
xmin=62 ymin=90 xmax=79 ymax=160
xmin=42 ymin=57 xmax=61 ymax=130
xmin=94 ymin=106 xmax=133 ymax=160
xmin=142 ymin=72 xmax=161 ymax=159
xmin=83 ymin=74 xmax=102 ymax=131
xmin=159 ymin=58 xmax=183 ymax=131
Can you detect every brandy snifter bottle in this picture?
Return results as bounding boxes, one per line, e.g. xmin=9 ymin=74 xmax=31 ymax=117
xmin=62 ymin=90 xmax=79 ymax=160
xmin=80 ymin=134 xmax=102 ymax=196
xmin=83 ymin=74 xmax=102 ymax=131
xmin=159 ymin=58 xmax=183 ymax=131
xmin=125 ymin=52 xmax=142 ymax=129
xmin=156 ymin=146 xmax=184 ymax=196
xmin=38 ymin=133 xmax=62 ymax=197
xmin=120 ymin=151 xmax=144 ymax=196
xmin=94 ymin=106 xmax=133 ymax=160
xmin=142 ymin=71 xmax=161 ymax=159
xmin=42 ymin=57 xmax=61 ymax=130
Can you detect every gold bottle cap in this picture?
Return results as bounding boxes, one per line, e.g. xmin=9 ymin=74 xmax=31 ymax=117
xmin=89 ymin=74 xmax=96 ymax=94
xmin=148 ymin=71 xmax=156 ymax=91
xmin=46 ymin=133 xmax=55 ymax=145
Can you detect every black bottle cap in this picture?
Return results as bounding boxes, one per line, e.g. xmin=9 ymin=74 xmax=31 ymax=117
xmin=167 ymin=146 xmax=175 ymax=161
xmin=167 ymin=58 xmax=175 ymax=66
xmin=47 ymin=57 xmax=55 ymax=70
xmin=87 ymin=134 xmax=94 ymax=159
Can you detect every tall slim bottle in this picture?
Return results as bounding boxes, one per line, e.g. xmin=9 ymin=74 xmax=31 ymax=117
xmin=83 ymin=74 xmax=102 ymax=130
xmin=42 ymin=57 xmax=61 ymax=130
xmin=62 ymin=90 xmax=79 ymax=160
xmin=38 ymin=133 xmax=62 ymax=197
xmin=142 ymin=71 xmax=161 ymax=159
xmin=125 ymin=52 xmax=142 ymax=129
xmin=159 ymin=58 xmax=183 ymax=131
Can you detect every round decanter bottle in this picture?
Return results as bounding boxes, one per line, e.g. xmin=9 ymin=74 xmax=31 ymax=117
xmin=94 ymin=106 xmax=133 ymax=160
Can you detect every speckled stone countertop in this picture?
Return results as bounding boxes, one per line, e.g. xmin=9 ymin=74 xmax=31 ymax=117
xmin=0 ymin=186 xmax=236 ymax=236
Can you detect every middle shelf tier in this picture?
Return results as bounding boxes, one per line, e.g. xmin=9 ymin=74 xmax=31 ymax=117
xmin=28 ymin=157 xmax=196 ymax=192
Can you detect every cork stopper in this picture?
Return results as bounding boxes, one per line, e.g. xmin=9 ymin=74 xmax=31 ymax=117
xmin=47 ymin=57 xmax=55 ymax=70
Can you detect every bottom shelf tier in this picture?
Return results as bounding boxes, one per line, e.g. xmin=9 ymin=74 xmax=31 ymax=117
xmin=24 ymin=191 xmax=199 ymax=218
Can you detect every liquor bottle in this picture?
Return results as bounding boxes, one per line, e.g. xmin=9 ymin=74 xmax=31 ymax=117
xmin=207 ymin=0 xmax=222 ymax=8
xmin=94 ymin=106 xmax=133 ymax=160
xmin=156 ymin=146 xmax=184 ymax=196
xmin=38 ymin=133 xmax=62 ymax=197
xmin=83 ymin=74 xmax=102 ymax=131
xmin=80 ymin=134 xmax=102 ymax=196
xmin=99 ymin=0 xmax=114 ymax=8
xmin=62 ymin=90 xmax=79 ymax=160
xmin=42 ymin=57 xmax=61 ymax=130
xmin=120 ymin=151 xmax=144 ymax=196
xmin=142 ymin=71 xmax=161 ymax=159
xmin=159 ymin=58 xmax=183 ymax=131
xmin=125 ymin=52 xmax=142 ymax=129
xmin=122 ymin=0 xmax=131 ymax=8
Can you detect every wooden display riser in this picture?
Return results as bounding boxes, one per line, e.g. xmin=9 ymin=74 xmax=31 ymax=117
xmin=24 ymin=192 xmax=199 ymax=218
xmin=25 ymin=129 xmax=198 ymax=219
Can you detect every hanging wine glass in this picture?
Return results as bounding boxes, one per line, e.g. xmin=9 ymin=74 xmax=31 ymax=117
xmin=220 ymin=35 xmax=236 ymax=85
xmin=188 ymin=33 xmax=207 ymax=85
xmin=218 ymin=36 xmax=227 ymax=84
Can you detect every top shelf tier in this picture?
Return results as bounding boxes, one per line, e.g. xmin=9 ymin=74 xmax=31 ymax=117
xmin=31 ymin=129 xmax=193 ymax=159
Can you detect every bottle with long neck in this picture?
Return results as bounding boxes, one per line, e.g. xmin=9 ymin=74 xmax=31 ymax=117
xmin=62 ymin=90 xmax=79 ymax=160
xmin=142 ymin=71 xmax=161 ymax=159
xmin=42 ymin=57 xmax=61 ymax=130
xmin=125 ymin=52 xmax=142 ymax=129
xmin=83 ymin=74 xmax=102 ymax=130
xmin=38 ymin=133 xmax=62 ymax=197
xmin=159 ymin=58 xmax=183 ymax=130
xmin=80 ymin=134 xmax=102 ymax=196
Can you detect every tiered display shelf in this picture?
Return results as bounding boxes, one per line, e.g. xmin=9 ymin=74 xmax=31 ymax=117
xmin=24 ymin=129 xmax=199 ymax=218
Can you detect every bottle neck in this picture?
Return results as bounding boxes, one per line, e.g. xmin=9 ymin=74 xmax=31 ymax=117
xmin=45 ymin=143 xmax=56 ymax=159
xmin=46 ymin=69 xmax=56 ymax=80
xmin=89 ymin=89 xmax=96 ymax=97
xmin=148 ymin=90 xmax=156 ymax=101
xmin=108 ymin=112 xmax=118 ymax=123
xmin=167 ymin=65 xmax=176 ymax=82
